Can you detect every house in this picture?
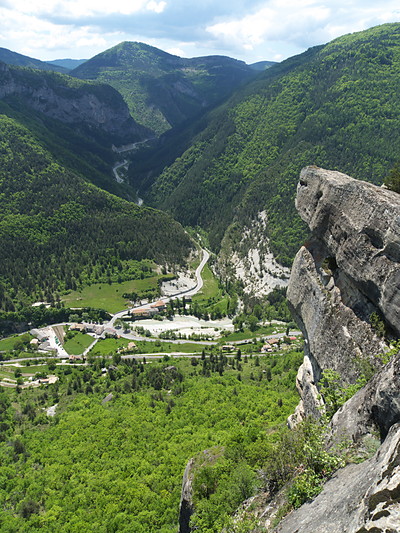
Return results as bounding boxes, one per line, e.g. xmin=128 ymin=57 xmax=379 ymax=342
xmin=69 ymin=354 xmax=82 ymax=362
xmin=103 ymin=327 xmax=118 ymax=338
xmin=70 ymin=323 xmax=86 ymax=332
xmin=261 ymin=343 xmax=272 ymax=353
xmin=30 ymin=338 xmax=39 ymax=346
xmin=30 ymin=329 xmax=48 ymax=342
xmin=117 ymin=341 xmax=137 ymax=354
xmin=84 ymin=323 xmax=104 ymax=335
xmin=38 ymin=341 xmax=52 ymax=351
xmin=131 ymin=308 xmax=153 ymax=319
xmin=151 ymin=300 xmax=166 ymax=312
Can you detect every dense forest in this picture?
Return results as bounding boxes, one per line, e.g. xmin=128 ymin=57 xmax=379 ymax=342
xmin=0 ymin=351 xmax=304 ymax=532
xmin=0 ymin=115 xmax=193 ymax=311
xmin=138 ymin=23 xmax=400 ymax=266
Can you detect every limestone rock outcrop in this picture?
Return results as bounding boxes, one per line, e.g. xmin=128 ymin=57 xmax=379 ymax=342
xmin=0 ymin=61 xmax=148 ymax=141
xmin=179 ymin=458 xmax=195 ymax=533
xmin=329 ymin=351 xmax=400 ymax=445
xmin=287 ymin=166 xmax=400 ymax=421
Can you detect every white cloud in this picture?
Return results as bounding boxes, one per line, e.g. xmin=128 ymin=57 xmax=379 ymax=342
xmin=206 ymin=0 xmax=400 ymax=54
xmin=146 ymin=1 xmax=167 ymax=14
xmin=206 ymin=1 xmax=331 ymax=51
xmin=166 ymin=46 xmax=186 ymax=56
xmin=1 ymin=0 xmax=400 ymax=63
xmin=9 ymin=0 xmax=167 ymax=18
xmin=0 ymin=6 xmax=120 ymax=57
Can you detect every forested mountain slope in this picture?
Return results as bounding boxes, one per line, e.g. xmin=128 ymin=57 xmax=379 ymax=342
xmin=71 ymin=42 xmax=258 ymax=135
xmin=0 ymin=47 xmax=68 ymax=73
xmin=46 ymin=58 xmax=87 ymax=70
xmin=0 ymin=61 xmax=151 ymax=197
xmin=0 ymin=61 xmax=149 ymax=143
xmin=145 ymin=23 xmax=400 ymax=272
xmin=0 ymin=111 xmax=193 ymax=312
xmin=0 ymin=62 xmax=193 ymax=315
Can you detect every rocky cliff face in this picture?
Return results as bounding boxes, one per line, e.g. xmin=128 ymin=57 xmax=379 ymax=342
xmin=277 ymin=166 xmax=400 ymax=532
xmin=287 ymin=166 xmax=400 ymax=423
xmin=179 ymin=458 xmax=195 ymax=533
xmin=0 ymin=61 xmax=148 ymax=142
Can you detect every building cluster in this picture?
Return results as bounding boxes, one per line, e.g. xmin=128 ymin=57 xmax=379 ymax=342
xmin=129 ymin=300 xmax=166 ymax=320
xmin=69 ymin=323 xmax=119 ymax=338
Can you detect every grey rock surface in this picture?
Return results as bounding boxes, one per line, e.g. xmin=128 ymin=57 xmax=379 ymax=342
xmin=296 ymin=166 xmax=400 ymax=337
xmin=272 ymin=167 xmax=400 ymax=532
xmin=276 ymin=423 xmax=400 ymax=533
xmin=0 ymin=61 xmax=147 ymax=141
xmin=287 ymin=166 xmax=399 ymax=419
xmin=329 ymin=351 xmax=400 ymax=444
xmin=179 ymin=458 xmax=195 ymax=533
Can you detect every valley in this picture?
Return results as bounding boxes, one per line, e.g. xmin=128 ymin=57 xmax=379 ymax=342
xmin=0 ymin=21 xmax=400 ymax=533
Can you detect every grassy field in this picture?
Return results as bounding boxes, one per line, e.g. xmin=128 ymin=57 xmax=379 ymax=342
xmin=0 ymin=333 xmax=33 ymax=352
xmin=63 ymin=333 xmax=94 ymax=355
xmin=134 ymin=340 xmax=209 ymax=354
xmin=193 ymin=264 xmax=220 ymax=303
xmin=220 ymin=325 xmax=287 ymax=343
xmin=88 ymin=337 xmax=131 ymax=356
xmin=191 ymin=263 xmax=230 ymax=316
xmin=88 ymin=337 xmax=210 ymax=356
xmin=62 ymin=276 xmax=163 ymax=313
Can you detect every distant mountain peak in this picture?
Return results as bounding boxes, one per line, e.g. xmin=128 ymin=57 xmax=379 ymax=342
xmin=71 ymin=41 xmax=262 ymax=135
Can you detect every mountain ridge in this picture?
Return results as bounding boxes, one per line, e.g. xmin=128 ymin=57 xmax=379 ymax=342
xmin=0 ymin=46 xmax=69 ymax=73
xmin=139 ymin=23 xmax=400 ymax=287
xmin=71 ymin=41 xmax=261 ymax=135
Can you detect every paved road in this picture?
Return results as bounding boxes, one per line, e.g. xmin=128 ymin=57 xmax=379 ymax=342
xmin=108 ymin=248 xmax=210 ymax=325
xmin=112 ymin=160 xmax=128 ymax=183
xmin=84 ymin=248 xmax=211 ymax=355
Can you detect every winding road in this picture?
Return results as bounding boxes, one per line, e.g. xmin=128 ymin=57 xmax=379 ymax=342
xmin=82 ymin=248 xmax=210 ymax=355
xmin=112 ymin=138 xmax=154 ymax=204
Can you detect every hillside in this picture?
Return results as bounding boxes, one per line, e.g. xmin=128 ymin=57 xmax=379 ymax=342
xmin=249 ymin=60 xmax=277 ymax=71
xmin=71 ymin=42 xmax=258 ymax=135
xmin=0 ymin=47 xmax=68 ymax=73
xmin=141 ymin=23 xmax=400 ymax=282
xmin=0 ymin=61 xmax=152 ymax=197
xmin=0 ymin=61 xmax=149 ymax=143
xmin=0 ymin=349 xmax=302 ymax=532
xmin=0 ymin=64 xmax=194 ymax=312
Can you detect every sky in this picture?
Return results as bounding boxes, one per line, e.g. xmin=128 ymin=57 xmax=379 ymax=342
xmin=0 ymin=0 xmax=399 ymax=64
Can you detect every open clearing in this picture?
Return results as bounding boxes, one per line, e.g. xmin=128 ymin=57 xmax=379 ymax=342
xmin=63 ymin=333 xmax=94 ymax=355
xmin=131 ymin=315 xmax=234 ymax=338
xmin=62 ymin=276 xmax=163 ymax=313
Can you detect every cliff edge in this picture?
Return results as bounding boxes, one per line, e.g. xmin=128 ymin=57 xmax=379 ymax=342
xmin=275 ymin=166 xmax=400 ymax=532
xmin=287 ymin=166 xmax=400 ymax=423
